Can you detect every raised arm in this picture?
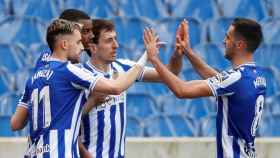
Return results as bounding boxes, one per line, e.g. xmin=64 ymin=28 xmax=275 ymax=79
xmin=141 ymin=26 xmax=184 ymax=82
xmin=144 ymin=28 xmax=213 ymax=98
xmin=178 ymin=20 xmax=218 ymax=79
xmin=93 ymin=52 xmax=147 ymax=95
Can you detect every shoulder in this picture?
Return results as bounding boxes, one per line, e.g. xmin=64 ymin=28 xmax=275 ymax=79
xmin=208 ymin=69 xmax=242 ymax=87
xmin=113 ymin=59 xmax=135 ymax=71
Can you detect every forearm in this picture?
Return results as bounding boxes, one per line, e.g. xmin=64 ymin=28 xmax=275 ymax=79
xmin=166 ymin=50 xmax=183 ymax=75
xmin=111 ymin=64 xmax=143 ymax=93
xmin=150 ymin=57 xmax=186 ymax=97
xmin=184 ymin=48 xmax=218 ymax=79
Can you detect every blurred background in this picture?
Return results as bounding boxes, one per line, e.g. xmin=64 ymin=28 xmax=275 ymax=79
xmin=0 ymin=0 xmax=279 ymax=142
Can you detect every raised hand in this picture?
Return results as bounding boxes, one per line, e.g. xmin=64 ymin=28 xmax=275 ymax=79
xmin=143 ymin=28 xmax=160 ymax=62
xmin=176 ymin=20 xmax=192 ymax=55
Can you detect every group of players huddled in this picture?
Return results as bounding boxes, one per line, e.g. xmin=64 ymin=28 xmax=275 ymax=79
xmin=11 ymin=8 xmax=266 ymax=158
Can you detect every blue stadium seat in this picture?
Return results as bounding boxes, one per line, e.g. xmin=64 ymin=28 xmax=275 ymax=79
xmin=0 ymin=92 xmax=19 ymax=116
xmin=0 ymin=68 xmax=11 ymax=95
xmin=86 ymin=0 xmax=116 ymax=18
xmin=126 ymin=93 xmax=158 ymax=119
xmin=144 ymin=114 xmax=174 ymax=136
xmin=266 ymin=0 xmax=280 ymax=17
xmin=161 ymin=95 xmax=191 ymax=115
xmin=216 ymin=0 xmax=267 ymax=20
xmin=260 ymin=67 xmax=280 ymax=97
xmin=0 ymin=115 xmax=14 ymax=136
xmin=16 ymin=0 xmax=61 ymax=21
xmin=134 ymin=0 xmax=167 ymax=19
xmin=0 ymin=16 xmax=47 ymax=46
xmin=167 ymin=114 xmax=197 ymax=136
xmin=181 ymin=68 xmax=201 ymax=81
xmin=0 ymin=43 xmax=27 ymax=73
xmin=193 ymin=43 xmax=230 ymax=70
xmin=117 ymin=0 xmax=139 ymax=17
xmin=156 ymin=17 xmax=201 ymax=47
xmin=188 ymin=98 xmax=208 ymax=119
xmin=207 ymin=17 xmax=234 ymax=44
xmin=126 ymin=115 xmax=144 ymax=136
xmin=168 ymin=0 xmax=218 ymax=21
xmin=199 ymin=113 xmax=216 ymax=136
xmin=254 ymin=44 xmax=280 ymax=68
xmin=261 ymin=18 xmax=280 ymax=44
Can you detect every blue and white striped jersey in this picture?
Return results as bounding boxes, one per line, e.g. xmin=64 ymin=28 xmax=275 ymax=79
xmin=23 ymin=59 xmax=100 ymax=158
xmin=80 ymin=59 xmax=144 ymax=158
xmin=207 ymin=62 xmax=266 ymax=158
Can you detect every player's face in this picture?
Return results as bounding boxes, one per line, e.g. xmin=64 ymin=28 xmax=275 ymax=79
xmin=95 ymin=30 xmax=119 ymax=64
xmin=223 ymin=25 xmax=238 ymax=60
xmin=67 ymin=29 xmax=84 ymax=63
xmin=78 ymin=19 xmax=93 ymax=49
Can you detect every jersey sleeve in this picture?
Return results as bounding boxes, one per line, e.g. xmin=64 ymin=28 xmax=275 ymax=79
xmin=18 ymin=78 xmax=32 ymax=109
xmin=115 ymin=59 xmax=150 ymax=81
xmin=206 ymin=70 xmax=242 ymax=97
xmin=65 ymin=63 xmax=101 ymax=91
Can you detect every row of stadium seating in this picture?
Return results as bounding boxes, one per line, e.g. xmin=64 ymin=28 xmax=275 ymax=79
xmin=1 ymin=0 xmax=280 ymax=21
xmin=1 ymin=16 xmax=280 ymax=48
xmin=0 ymin=0 xmax=280 ymax=137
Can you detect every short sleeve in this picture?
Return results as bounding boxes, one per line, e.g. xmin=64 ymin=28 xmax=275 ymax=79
xmin=65 ymin=63 xmax=101 ymax=91
xmin=18 ymin=78 xmax=32 ymax=109
xmin=206 ymin=70 xmax=242 ymax=97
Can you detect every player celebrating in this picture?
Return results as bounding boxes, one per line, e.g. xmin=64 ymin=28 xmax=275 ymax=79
xmin=79 ymin=19 xmax=184 ymax=158
xmin=144 ymin=18 xmax=266 ymax=158
xmin=11 ymin=19 xmax=148 ymax=158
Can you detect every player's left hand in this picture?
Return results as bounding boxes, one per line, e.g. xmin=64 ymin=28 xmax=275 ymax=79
xmin=143 ymin=28 xmax=159 ymax=62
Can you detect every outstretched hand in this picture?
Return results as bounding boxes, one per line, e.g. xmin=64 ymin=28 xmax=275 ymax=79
xmin=143 ymin=28 xmax=160 ymax=62
xmin=176 ymin=19 xmax=192 ymax=55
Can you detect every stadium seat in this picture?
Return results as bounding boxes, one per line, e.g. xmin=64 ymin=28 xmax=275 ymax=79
xmin=87 ymin=0 xmax=117 ymax=18
xmin=126 ymin=115 xmax=144 ymax=136
xmin=134 ymin=0 xmax=167 ymax=19
xmin=168 ymin=0 xmax=218 ymax=21
xmin=193 ymin=43 xmax=230 ymax=70
xmin=261 ymin=18 xmax=280 ymax=44
xmin=216 ymin=0 xmax=268 ymax=20
xmin=144 ymin=114 xmax=174 ymax=136
xmin=207 ymin=17 xmax=234 ymax=44
xmin=199 ymin=113 xmax=216 ymax=136
xmin=260 ymin=0 xmax=280 ymax=17
xmin=155 ymin=17 xmax=201 ymax=47
xmin=15 ymin=0 xmax=61 ymax=21
xmin=0 ymin=93 xmax=18 ymax=116
xmin=0 ymin=68 xmax=11 ymax=95
xmin=126 ymin=93 xmax=158 ymax=119
xmin=188 ymin=98 xmax=209 ymax=120
xmin=0 ymin=43 xmax=27 ymax=73
xmin=0 ymin=115 xmax=14 ymax=136
xmin=0 ymin=16 xmax=47 ymax=46
xmin=160 ymin=95 xmax=191 ymax=115
xmin=260 ymin=67 xmax=280 ymax=97
xmin=166 ymin=114 xmax=198 ymax=136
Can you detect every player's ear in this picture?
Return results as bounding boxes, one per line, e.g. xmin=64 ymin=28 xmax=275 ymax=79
xmin=88 ymin=43 xmax=97 ymax=54
xmin=59 ymin=39 xmax=68 ymax=51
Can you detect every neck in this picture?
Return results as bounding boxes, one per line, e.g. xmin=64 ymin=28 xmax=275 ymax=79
xmin=90 ymin=57 xmax=110 ymax=73
xmin=231 ymin=51 xmax=254 ymax=68
xmin=51 ymin=50 xmax=67 ymax=61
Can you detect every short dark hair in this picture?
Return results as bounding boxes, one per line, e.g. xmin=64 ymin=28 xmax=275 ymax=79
xmin=91 ymin=19 xmax=115 ymax=44
xmin=59 ymin=9 xmax=90 ymax=22
xmin=46 ymin=19 xmax=80 ymax=52
xmin=231 ymin=17 xmax=263 ymax=53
